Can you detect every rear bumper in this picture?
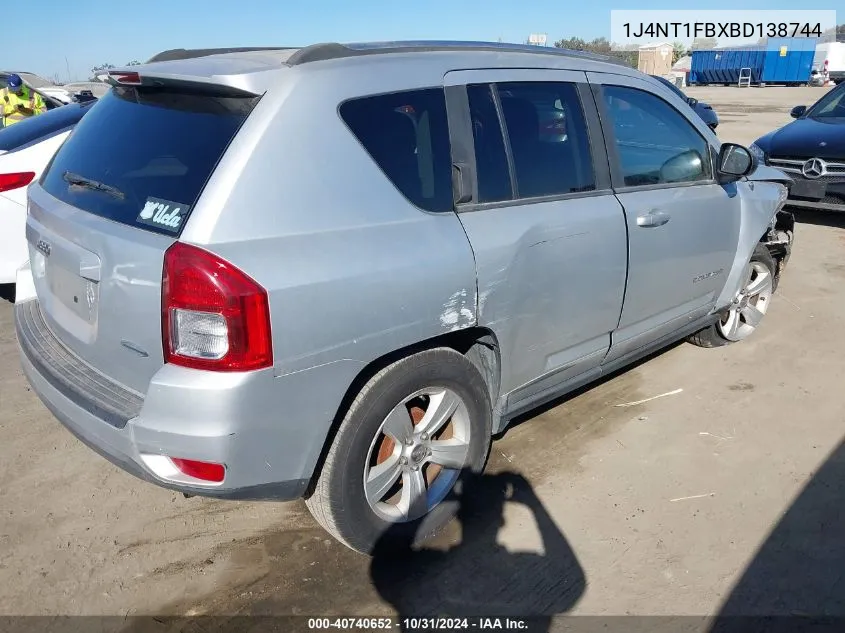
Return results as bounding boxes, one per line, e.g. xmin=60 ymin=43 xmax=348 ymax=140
xmin=18 ymin=346 xmax=307 ymax=500
xmin=15 ymin=296 xmax=359 ymax=501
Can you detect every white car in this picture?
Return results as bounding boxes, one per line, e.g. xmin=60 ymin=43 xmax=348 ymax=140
xmin=0 ymin=102 xmax=94 ymax=286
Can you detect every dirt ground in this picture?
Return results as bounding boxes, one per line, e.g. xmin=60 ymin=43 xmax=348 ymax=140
xmin=1 ymin=86 xmax=844 ymax=624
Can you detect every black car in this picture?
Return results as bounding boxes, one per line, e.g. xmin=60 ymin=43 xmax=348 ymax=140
xmin=752 ymin=83 xmax=845 ymax=212
xmin=651 ymin=75 xmax=719 ymax=130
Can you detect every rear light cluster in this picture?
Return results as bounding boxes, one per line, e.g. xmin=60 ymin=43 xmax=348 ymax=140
xmin=0 ymin=172 xmax=35 ymax=194
xmin=162 ymin=242 xmax=273 ymax=372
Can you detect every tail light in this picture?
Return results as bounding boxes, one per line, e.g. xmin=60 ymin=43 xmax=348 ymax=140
xmin=0 ymin=172 xmax=35 ymax=194
xmin=162 ymin=242 xmax=272 ymax=372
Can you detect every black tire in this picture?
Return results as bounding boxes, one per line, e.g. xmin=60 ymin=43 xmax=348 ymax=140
xmin=688 ymin=244 xmax=776 ymax=348
xmin=305 ymin=347 xmax=493 ymax=554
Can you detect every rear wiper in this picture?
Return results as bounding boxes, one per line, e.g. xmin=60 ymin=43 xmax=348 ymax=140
xmin=63 ymin=171 xmax=125 ymax=200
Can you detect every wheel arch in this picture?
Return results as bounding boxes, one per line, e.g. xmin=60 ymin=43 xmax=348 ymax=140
xmin=303 ymin=326 xmax=502 ymax=496
xmin=716 ymin=181 xmax=790 ymax=309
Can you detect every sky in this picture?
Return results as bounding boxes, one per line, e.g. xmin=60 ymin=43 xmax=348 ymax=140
xmin=8 ymin=0 xmax=840 ymax=81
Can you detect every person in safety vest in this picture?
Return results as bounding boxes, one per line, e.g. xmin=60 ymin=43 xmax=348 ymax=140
xmin=1 ymin=74 xmax=46 ymax=128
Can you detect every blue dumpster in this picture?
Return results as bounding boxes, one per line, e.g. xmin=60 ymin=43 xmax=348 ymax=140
xmin=690 ymin=48 xmax=765 ymax=85
xmin=762 ymin=38 xmax=816 ymax=84
xmin=690 ymin=38 xmax=817 ymax=86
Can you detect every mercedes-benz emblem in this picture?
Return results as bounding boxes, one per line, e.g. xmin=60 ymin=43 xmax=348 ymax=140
xmin=802 ymin=157 xmax=825 ymax=179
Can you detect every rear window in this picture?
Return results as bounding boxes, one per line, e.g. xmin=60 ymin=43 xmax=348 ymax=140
xmin=0 ymin=102 xmax=90 ymax=152
xmin=41 ymin=86 xmax=258 ymax=236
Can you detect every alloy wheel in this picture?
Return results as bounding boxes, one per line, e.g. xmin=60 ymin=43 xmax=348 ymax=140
xmin=717 ymin=260 xmax=773 ymax=342
xmin=363 ymin=387 xmax=471 ymax=523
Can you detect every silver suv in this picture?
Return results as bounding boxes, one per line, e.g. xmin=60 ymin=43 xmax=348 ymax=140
xmin=15 ymin=42 xmax=794 ymax=554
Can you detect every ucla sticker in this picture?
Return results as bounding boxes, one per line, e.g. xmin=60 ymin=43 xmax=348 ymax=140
xmin=137 ymin=197 xmax=188 ymax=232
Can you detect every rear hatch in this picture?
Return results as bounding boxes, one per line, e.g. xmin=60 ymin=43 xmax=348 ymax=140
xmin=26 ymin=79 xmax=259 ymax=394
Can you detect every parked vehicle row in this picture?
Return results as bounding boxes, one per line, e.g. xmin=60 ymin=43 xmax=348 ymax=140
xmin=11 ymin=42 xmax=795 ymax=554
xmin=751 ymin=80 xmax=845 ymax=213
xmin=0 ymin=102 xmax=95 ymax=286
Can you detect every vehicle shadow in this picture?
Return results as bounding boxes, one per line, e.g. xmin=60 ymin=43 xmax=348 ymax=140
xmin=0 ymin=283 xmax=14 ymax=304
xmin=710 ymin=438 xmax=845 ymax=632
xmin=370 ymin=470 xmax=586 ymax=632
xmin=792 ymin=209 xmax=845 ymax=230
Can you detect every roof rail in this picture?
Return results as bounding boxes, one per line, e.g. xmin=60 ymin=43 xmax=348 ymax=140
xmin=285 ymin=41 xmax=630 ymax=67
xmin=146 ymin=47 xmax=295 ymax=63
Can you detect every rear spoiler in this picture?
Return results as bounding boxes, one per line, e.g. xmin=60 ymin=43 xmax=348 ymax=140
xmin=104 ymin=68 xmax=261 ymax=98
xmin=146 ymin=47 xmax=294 ymax=63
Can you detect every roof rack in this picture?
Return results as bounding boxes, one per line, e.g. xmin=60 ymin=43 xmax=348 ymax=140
xmin=146 ymin=47 xmax=295 ymax=63
xmin=284 ymin=41 xmax=630 ymax=67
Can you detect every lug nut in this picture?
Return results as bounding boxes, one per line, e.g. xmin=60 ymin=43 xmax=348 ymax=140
xmin=400 ymin=457 xmax=408 ymax=465
xmin=421 ymin=433 xmax=429 ymax=441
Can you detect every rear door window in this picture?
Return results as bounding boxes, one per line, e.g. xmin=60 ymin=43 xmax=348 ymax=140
xmin=0 ymin=102 xmax=90 ymax=152
xmin=40 ymin=87 xmax=258 ymax=236
xmin=495 ymin=82 xmax=595 ymax=199
xmin=466 ymin=84 xmax=513 ymax=203
xmin=340 ymin=88 xmax=453 ymax=213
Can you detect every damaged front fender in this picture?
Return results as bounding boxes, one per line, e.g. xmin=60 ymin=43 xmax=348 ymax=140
xmin=715 ymin=170 xmax=793 ymax=309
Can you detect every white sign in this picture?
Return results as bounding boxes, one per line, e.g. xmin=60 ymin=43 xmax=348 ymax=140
xmin=528 ymin=33 xmax=548 ymax=46
xmin=609 ymin=10 xmax=836 ymax=50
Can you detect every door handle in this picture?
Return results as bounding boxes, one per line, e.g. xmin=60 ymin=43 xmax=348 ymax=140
xmin=636 ymin=210 xmax=671 ymax=227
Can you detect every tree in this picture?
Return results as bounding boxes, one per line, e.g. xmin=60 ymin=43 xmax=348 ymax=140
xmin=91 ymin=63 xmax=115 ymax=74
xmin=672 ymin=41 xmax=686 ymax=64
xmin=553 ymin=37 xmax=587 ymax=50
xmin=126 ymin=60 xmax=141 ymax=66
xmin=553 ymin=36 xmax=636 ymax=68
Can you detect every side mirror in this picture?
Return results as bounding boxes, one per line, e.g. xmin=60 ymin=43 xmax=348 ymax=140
xmin=686 ymin=96 xmax=699 ymax=108
xmin=790 ymin=105 xmax=807 ymax=119
xmin=717 ymin=143 xmax=754 ymax=182
xmin=660 ymin=149 xmax=705 ymax=183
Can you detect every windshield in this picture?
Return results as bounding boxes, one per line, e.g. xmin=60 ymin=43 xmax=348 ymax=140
xmin=806 ymin=84 xmax=845 ymax=118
